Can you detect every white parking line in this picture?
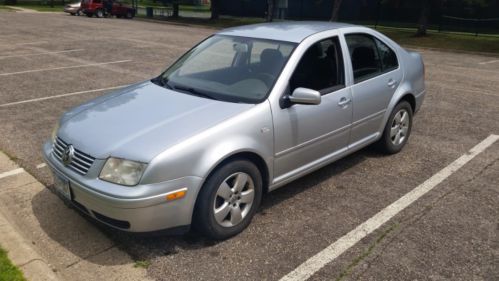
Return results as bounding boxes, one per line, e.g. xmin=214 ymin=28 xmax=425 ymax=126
xmin=0 ymin=168 xmax=25 ymax=180
xmin=0 ymin=49 xmax=85 ymax=60
xmin=280 ymin=134 xmax=499 ymax=281
xmin=36 ymin=163 xmax=46 ymax=169
xmin=0 ymin=85 xmax=128 ymax=107
xmin=479 ymin=59 xmax=499 ymax=65
xmin=0 ymin=60 xmax=132 ymax=77
xmin=0 ymin=41 xmax=47 ymax=47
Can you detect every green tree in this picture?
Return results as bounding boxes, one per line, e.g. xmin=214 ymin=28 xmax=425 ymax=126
xmin=266 ymin=0 xmax=276 ymax=22
xmin=211 ymin=0 xmax=220 ymax=20
xmin=330 ymin=0 xmax=344 ymax=21
xmin=416 ymin=0 xmax=431 ymax=36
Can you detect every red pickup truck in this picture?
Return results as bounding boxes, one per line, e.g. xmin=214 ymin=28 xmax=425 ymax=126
xmin=81 ymin=0 xmax=135 ymax=18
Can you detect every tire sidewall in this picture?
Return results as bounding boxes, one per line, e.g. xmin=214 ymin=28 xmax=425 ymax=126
xmin=194 ymin=160 xmax=263 ymax=240
xmin=382 ymin=101 xmax=413 ymax=154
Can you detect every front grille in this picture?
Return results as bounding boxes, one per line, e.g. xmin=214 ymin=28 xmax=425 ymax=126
xmin=53 ymin=137 xmax=95 ymax=175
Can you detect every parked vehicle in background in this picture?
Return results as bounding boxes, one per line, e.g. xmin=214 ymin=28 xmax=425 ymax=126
xmin=64 ymin=1 xmax=82 ymax=16
xmin=81 ymin=0 xmax=135 ymax=18
xmin=44 ymin=22 xmax=425 ymax=240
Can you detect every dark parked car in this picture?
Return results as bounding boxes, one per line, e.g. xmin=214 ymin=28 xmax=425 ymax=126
xmin=81 ymin=0 xmax=135 ymax=18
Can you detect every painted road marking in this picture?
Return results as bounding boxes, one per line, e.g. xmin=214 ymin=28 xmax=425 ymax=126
xmin=0 ymin=85 xmax=128 ymax=107
xmin=36 ymin=163 xmax=46 ymax=169
xmin=0 ymin=60 xmax=132 ymax=77
xmin=0 ymin=168 xmax=25 ymax=180
xmin=0 ymin=41 xmax=47 ymax=47
xmin=0 ymin=49 xmax=85 ymax=60
xmin=479 ymin=59 xmax=499 ymax=65
xmin=280 ymin=134 xmax=499 ymax=281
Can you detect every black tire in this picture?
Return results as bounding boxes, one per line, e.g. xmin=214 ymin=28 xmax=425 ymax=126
xmin=70 ymin=13 xmax=76 ymax=16
xmin=125 ymin=10 xmax=134 ymax=19
xmin=96 ymin=9 xmax=104 ymax=18
xmin=86 ymin=13 xmax=93 ymax=17
xmin=378 ymin=101 xmax=413 ymax=154
xmin=193 ymin=160 xmax=263 ymax=240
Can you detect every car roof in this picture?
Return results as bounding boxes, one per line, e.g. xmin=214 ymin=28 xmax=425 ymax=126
xmin=217 ymin=21 xmax=356 ymax=43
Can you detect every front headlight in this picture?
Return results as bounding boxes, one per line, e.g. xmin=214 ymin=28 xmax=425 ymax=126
xmin=99 ymin=158 xmax=146 ymax=186
xmin=51 ymin=122 xmax=60 ymax=143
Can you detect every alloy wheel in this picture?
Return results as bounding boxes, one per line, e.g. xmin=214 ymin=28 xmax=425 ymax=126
xmin=390 ymin=108 xmax=410 ymax=146
xmin=213 ymin=172 xmax=255 ymax=227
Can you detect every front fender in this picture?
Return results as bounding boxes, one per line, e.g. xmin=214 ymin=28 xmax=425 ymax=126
xmin=141 ymin=101 xmax=274 ymax=185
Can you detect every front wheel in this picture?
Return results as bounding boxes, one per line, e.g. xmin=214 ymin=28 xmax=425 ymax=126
xmin=378 ymin=101 xmax=413 ymax=154
xmin=95 ymin=9 xmax=104 ymax=18
xmin=193 ymin=160 xmax=262 ymax=240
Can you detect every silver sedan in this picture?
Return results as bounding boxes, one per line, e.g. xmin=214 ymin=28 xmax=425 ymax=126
xmin=43 ymin=22 xmax=425 ymax=239
xmin=64 ymin=1 xmax=82 ymax=16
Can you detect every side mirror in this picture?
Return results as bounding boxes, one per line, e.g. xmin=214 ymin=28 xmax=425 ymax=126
xmin=288 ymin=88 xmax=321 ymax=105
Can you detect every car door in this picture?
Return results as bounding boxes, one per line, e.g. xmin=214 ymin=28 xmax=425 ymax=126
xmin=344 ymin=33 xmax=402 ymax=147
xmin=272 ymin=37 xmax=353 ymax=182
xmin=112 ymin=2 xmax=122 ymax=14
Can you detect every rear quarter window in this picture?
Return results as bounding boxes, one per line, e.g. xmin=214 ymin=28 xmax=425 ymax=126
xmin=375 ymin=38 xmax=398 ymax=71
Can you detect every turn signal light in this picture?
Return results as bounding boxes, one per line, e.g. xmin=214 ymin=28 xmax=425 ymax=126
xmin=166 ymin=189 xmax=187 ymax=201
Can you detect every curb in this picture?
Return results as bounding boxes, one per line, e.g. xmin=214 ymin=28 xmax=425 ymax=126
xmin=403 ymin=44 xmax=499 ymax=58
xmin=0 ymin=151 xmax=61 ymax=281
xmin=0 ymin=151 xmax=154 ymax=281
xmin=0 ymin=152 xmax=61 ymax=280
xmin=0 ymin=208 xmax=60 ymax=281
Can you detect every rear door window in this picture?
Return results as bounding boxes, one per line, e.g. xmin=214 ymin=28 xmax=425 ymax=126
xmin=345 ymin=34 xmax=383 ymax=83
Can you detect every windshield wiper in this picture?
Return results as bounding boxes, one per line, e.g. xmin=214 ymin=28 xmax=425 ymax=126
xmin=172 ymin=84 xmax=218 ymax=100
xmin=152 ymin=78 xmax=218 ymax=100
xmin=151 ymin=77 xmax=173 ymax=90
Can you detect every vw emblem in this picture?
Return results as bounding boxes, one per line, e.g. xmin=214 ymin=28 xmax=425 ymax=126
xmin=62 ymin=145 xmax=75 ymax=166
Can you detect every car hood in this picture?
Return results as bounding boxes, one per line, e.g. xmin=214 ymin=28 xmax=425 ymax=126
xmin=58 ymin=81 xmax=254 ymax=162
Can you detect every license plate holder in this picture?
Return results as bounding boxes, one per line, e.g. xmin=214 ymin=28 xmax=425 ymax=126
xmin=53 ymin=172 xmax=72 ymax=200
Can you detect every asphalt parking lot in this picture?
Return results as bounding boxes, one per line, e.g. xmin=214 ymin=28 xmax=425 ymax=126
xmin=1 ymin=12 xmax=498 ymax=281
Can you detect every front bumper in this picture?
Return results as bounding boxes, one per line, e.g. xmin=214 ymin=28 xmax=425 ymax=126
xmin=63 ymin=7 xmax=79 ymax=13
xmin=42 ymin=142 xmax=203 ymax=233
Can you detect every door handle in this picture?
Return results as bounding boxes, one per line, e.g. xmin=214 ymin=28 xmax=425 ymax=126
xmin=338 ymin=97 xmax=351 ymax=107
xmin=387 ymin=79 xmax=398 ymax=87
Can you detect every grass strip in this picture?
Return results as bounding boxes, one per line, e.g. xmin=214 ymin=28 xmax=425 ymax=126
xmin=0 ymin=247 xmax=26 ymax=281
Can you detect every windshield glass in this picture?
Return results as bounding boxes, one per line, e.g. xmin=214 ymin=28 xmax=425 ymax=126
xmin=157 ymin=35 xmax=297 ymax=103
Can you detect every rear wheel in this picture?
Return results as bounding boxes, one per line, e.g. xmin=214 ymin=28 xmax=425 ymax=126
xmin=194 ymin=160 xmax=262 ymax=240
xmin=125 ymin=10 xmax=134 ymax=19
xmin=378 ymin=101 xmax=413 ymax=154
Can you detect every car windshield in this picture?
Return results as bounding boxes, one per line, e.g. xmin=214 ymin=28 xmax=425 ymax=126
xmin=155 ymin=35 xmax=297 ymax=103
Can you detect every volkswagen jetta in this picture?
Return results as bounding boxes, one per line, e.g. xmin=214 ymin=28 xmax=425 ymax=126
xmin=43 ymin=22 xmax=425 ymax=239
